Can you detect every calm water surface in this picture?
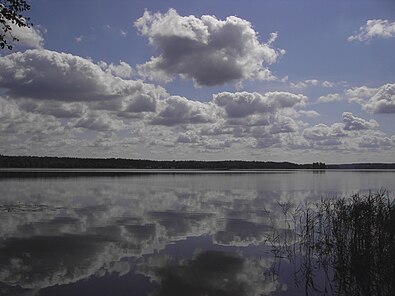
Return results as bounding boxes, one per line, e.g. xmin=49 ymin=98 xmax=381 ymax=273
xmin=0 ymin=170 xmax=394 ymax=295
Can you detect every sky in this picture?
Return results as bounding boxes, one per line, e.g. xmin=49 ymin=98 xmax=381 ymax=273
xmin=0 ymin=0 xmax=394 ymax=163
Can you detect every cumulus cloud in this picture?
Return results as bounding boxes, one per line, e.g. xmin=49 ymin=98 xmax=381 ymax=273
xmin=303 ymin=123 xmax=347 ymax=146
xmin=176 ymin=133 xmax=200 ymax=144
xmin=18 ymin=101 xmax=88 ymax=118
xmin=298 ymin=110 xmax=320 ymax=118
xmin=342 ymin=112 xmax=378 ymax=131
xmin=98 ymin=61 xmax=133 ymax=79
xmin=269 ymin=115 xmax=298 ymax=134
xmin=151 ymin=96 xmax=216 ymax=126
xmin=346 ymin=83 xmax=395 ymax=113
xmin=358 ymin=132 xmax=395 ymax=149
xmin=0 ymin=48 xmax=393 ymax=159
xmin=318 ymin=93 xmax=342 ymax=103
xmin=348 ymin=19 xmax=395 ymax=42
xmin=135 ymin=9 xmax=284 ymax=86
xmin=213 ymin=91 xmax=306 ymax=118
xmin=290 ymin=79 xmax=342 ymax=89
xmin=0 ymin=97 xmax=63 ymax=137
xmin=345 ymin=86 xmax=378 ymax=104
xmin=148 ymin=251 xmax=282 ymax=296
xmin=5 ymin=21 xmax=44 ymax=49
xmin=72 ymin=111 xmax=124 ymax=131
xmin=0 ymin=49 xmax=166 ymax=108
xmin=290 ymin=79 xmax=320 ymax=89
xmin=363 ymin=83 xmax=395 ymax=113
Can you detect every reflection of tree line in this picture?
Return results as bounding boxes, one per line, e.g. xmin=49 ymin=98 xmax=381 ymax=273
xmin=268 ymin=190 xmax=395 ymax=296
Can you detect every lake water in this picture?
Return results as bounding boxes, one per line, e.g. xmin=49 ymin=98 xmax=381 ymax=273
xmin=0 ymin=170 xmax=394 ymax=296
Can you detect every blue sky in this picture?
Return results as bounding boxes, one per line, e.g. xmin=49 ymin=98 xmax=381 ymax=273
xmin=0 ymin=0 xmax=394 ymax=163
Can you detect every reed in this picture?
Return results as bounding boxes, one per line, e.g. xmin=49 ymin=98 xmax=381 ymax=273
xmin=268 ymin=190 xmax=395 ymax=296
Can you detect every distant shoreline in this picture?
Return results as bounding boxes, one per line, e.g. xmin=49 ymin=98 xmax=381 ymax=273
xmin=1 ymin=155 xmax=395 ymax=170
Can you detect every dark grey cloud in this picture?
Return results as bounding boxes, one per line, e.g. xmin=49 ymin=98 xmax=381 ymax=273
xmin=135 ymin=9 xmax=284 ymax=86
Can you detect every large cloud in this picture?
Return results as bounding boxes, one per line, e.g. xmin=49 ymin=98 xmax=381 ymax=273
xmin=0 ymin=49 xmax=167 ymax=113
xmin=348 ymin=19 xmax=395 ymax=42
xmin=213 ymin=91 xmax=306 ymax=118
xmin=135 ymin=9 xmax=284 ymax=86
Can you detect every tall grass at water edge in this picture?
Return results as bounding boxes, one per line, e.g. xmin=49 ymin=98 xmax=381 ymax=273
xmin=268 ymin=190 xmax=395 ymax=296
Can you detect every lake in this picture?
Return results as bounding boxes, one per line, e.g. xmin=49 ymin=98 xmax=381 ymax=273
xmin=0 ymin=170 xmax=394 ymax=296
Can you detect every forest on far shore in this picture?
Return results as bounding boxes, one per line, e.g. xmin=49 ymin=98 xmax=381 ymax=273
xmin=1 ymin=155 xmax=394 ymax=169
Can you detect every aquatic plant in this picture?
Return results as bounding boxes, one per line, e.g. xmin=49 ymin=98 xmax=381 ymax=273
xmin=268 ymin=190 xmax=395 ymax=296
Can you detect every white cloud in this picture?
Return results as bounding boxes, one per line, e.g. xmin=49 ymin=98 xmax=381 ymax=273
xmin=213 ymin=91 xmax=306 ymax=118
xmin=269 ymin=115 xmax=298 ymax=134
xmin=342 ymin=112 xmax=378 ymax=131
xmin=72 ymin=111 xmax=124 ymax=131
xmin=303 ymin=123 xmax=346 ymax=146
xmin=348 ymin=19 xmax=395 ymax=42
xmin=177 ymin=133 xmax=200 ymax=143
xmin=98 ymin=61 xmax=133 ymax=79
xmin=19 ymin=101 xmax=88 ymax=118
xmin=0 ymin=49 xmax=167 ymax=113
xmin=318 ymin=93 xmax=343 ymax=103
xmin=346 ymin=83 xmax=395 ymax=113
xmin=0 ymin=97 xmax=63 ymax=137
xmin=298 ymin=110 xmax=320 ymax=118
xmin=151 ymin=96 xmax=216 ymax=126
xmin=5 ymin=22 xmax=44 ymax=49
xmin=363 ymin=83 xmax=395 ymax=113
xmin=0 ymin=48 xmax=393 ymax=160
xmin=75 ymin=35 xmax=84 ymax=43
xmin=135 ymin=9 xmax=284 ymax=86
xmin=322 ymin=81 xmax=335 ymax=88
xmin=358 ymin=132 xmax=395 ymax=149
xmin=289 ymin=79 xmax=343 ymax=89
xmin=290 ymin=79 xmax=320 ymax=89
xmin=345 ymin=86 xmax=378 ymax=104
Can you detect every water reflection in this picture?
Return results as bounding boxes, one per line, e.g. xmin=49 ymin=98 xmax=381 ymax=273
xmin=137 ymin=250 xmax=284 ymax=296
xmin=0 ymin=172 xmax=394 ymax=295
xmin=268 ymin=191 xmax=395 ymax=296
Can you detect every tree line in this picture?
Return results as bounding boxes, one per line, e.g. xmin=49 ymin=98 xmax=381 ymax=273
xmin=0 ymin=155 xmax=329 ymax=169
xmin=1 ymin=155 xmax=394 ymax=169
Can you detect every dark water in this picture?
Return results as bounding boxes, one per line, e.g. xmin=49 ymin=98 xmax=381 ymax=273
xmin=0 ymin=170 xmax=394 ymax=296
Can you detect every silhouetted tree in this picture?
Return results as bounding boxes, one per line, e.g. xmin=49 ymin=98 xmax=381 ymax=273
xmin=0 ymin=0 xmax=31 ymax=49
